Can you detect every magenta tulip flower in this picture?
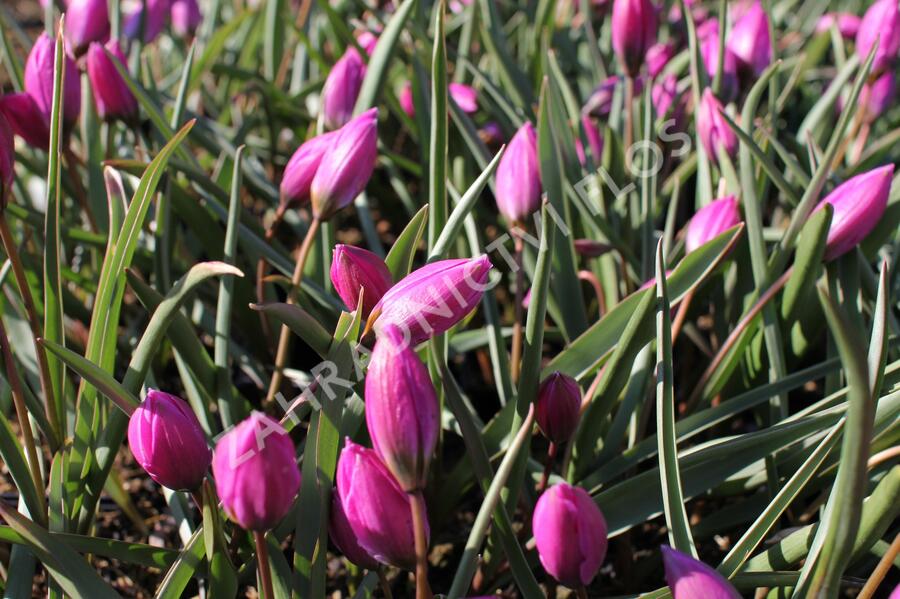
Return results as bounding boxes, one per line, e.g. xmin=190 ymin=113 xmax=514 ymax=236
xmin=575 ymin=114 xmax=604 ymax=166
xmin=535 ymin=372 xmax=582 ymax=444
xmin=321 ymin=48 xmax=367 ymax=130
xmin=330 ymin=492 xmax=380 ymax=570
xmin=889 ymin=583 xmax=900 ymax=599
xmin=211 ymin=412 xmax=301 ymax=531
xmin=310 ymin=107 xmax=378 ymax=219
xmin=356 ymin=31 xmax=378 ymax=55
xmin=652 ymin=74 xmax=682 ymax=122
xmin=127 ymin=390 xmax=211 ymax=491
xmin=856 ymin=0 xmax=900 ymax=75
xmin=86 ymin=41 xmax=139 ymax=123
xmin=24 ymin=33 xmax=81 ymax=134
xmin=64 ymin=0 xmax=110 ymax=57
xmin=727 ymin=0 xmax=771 ymax=76
xmin=368 ymin=256 xmax=493 ymax=345
xmin=647 ymin=42 xmax=674 ymax=79
xmin=280 ymin=130 xmax=339 ymax=207
xmin=816 ymin=12 xmax=861 ymax=39
xmin=697 ymin=88 xmax=737 ymax=162
xmin=533 ymin=482 xmax=608 ymax=589
xmin=583 ymin=76 xmax=620 ymax=118
xmin=0 ymin=94 xmax=51 ymax=150
xmin=574 ymin=239 xmax=612 ymax=258
xmin=399 ymin=82 xmax=415 ymax=117
xmin=171 ymin=0 xmax=202 ymax=38
xmin=0 ymin=114 xmax=14 ymax=209
xmin=861 ymin=71 xmax=896 ymax=123
xmin=661 ymin=546 xmax=740 ymax=599
xmin=495 ymin=122 xmax=541 ymax=223
xmin=335 ymin=440 xmax=424 ymax=569
xmin=365 ymin=324 xmax=439 ymax=492
xmin=701 ymin=24 xmax=739 ymax=101
xmin=330 ymin=244 xmax=392 ymax=318
xmin=685 ymin=195 xmax=741 ymax=253
xmin=449 ymin=82 xmax=478 ymax=113
xmin=816 ymin=164 xmax=894 ymax=261
xmin=123 ymin=0 xmax=171 ymax=43
xmin=611 ymin=0 xmax=657 ymax=77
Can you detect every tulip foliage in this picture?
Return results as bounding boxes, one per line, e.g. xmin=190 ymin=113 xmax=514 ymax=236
xmin=0 ymin=0 xmax=898 ymax=597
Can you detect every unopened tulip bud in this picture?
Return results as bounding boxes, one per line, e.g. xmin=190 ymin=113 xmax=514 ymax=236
xmin=535 ymin=372 xmax=581 ymax=444
xmin=65 ymin=0 xmax=110 ymax=57
xmin=646 ymin=42 xmax=674 ymax=79
xmin=449 ymin=82 xmax=478 ymax=113
xmin=399 ymin=82 xmax=415 ymax=117
xmin=661 ymin=546 xmax=740 ymax=599
xmin=123 ymin=0 xmax=170 ymax=43
xmin=816 ymin=164 xmax=894 ymax=261
xmin=697 ymin=88 xmax=737 ymax=163
xmin=356 ymin=31 xmax=379 ymax=55
xmin=368 ymin=256 xmax=493 ymax=345
xmin=211 ymin=412 xmax=301 ymax=531
xmin=310 ymin=108 xmax=378 ymax=219
xmin=574 ymin=239 xmax=612 ymax=258
xmin=0 ymin=94 xmax=51 ymax=150
xmin=533 ymin=482 xmax=608 ymax=589
xmin=24 ymin=33 xmax=81 ymax=134
xmin=330 ymin=492 xmax=380 ymax=570
xmin=321 ymin=48 xmax=367 ymax=130
xmin=575 ymin=114 xmax=604 ymax=167
xmin=583 ymin=76 xmax=620 ymax=118
xmin=365 ymin=324 xmax=439 ymax=492
xmin=280 ymin=130 xmax=339 ymax=207
xmin=171 ymin=0 xmax=202 ymax=38
xmin=611 ymin=0 xmax=657 ymax=77
xmin=861 ymin=71 xmax=896 ymax=123
xmin=701 ymin=24 xmax=739 ymax=101
xmin=0 ymin=114 xmax=14 ymax=210
xmin=816 ymin=12 xmax=861 ymax=39
xmin=652 ymin=74 xmax=682 ymax=122
xmin=336 ymin=440 xmax=424 ymax=569
xmin=330 ymin=244 xmax=392 ymax=317
xmin=685 ymin=195 xmax=741 ymax=253
xmin=87 ymin=41 xmax=138 ymax=123
xmin=495 ymin=122 xmax=541 ymax=223
xmin=727 ymin=0 xmax=772 ymax=76
xmin=127 ymin=390 xmax=211 ymax=491
xmin=856 ymin=0 xmax=900 ymax=75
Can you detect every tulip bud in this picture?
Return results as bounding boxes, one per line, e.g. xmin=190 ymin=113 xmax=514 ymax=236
xmin=816 ymin=164 xmax=894 ymax=261
xmin=330 ymin=244 xmax=392 ymax=317
xmin=310 ymin=107 xmax=378 ymax=219
xmin=64 ymin=0 xmax=110 ymax=57
xmin=0 ymin=114 xmax=14 ymax=210
xmin=575 ymin=115 xmax=604 ymax=167
xmin=495 ymin=122 xmax=541 ymax=223
xmin=86 ymin=41 xmax=138 ymax=123
xmin=685 ymin=195 xmax=741 ymax=253
xmin=611 ymin=0 xmax=657 ymax=77
xmin=329 ymin=492 xmax=380 ymax=570
xmin=574 ymin=239 xmax=612 ymax=258
xmin=280 ymin=130 xmax=339 ymax=207
xmin=449 ymin=83 xmax=478 ymax=113
xmin=356 ymin=31 xmax=379 ymax=55
xmin=365 ymin=324 xmax=439 ymax=492
xmin=661 ymin=546 xmax=740 ymax=599
xmin=727 ymin=0 xmax=772 ymax=76
xmin=368 ymin=256 xmax=493 ymax=345
xmin=697 ymin=88 xmax=737 ymax=163
xmin=652 ymin=74 xmax=681 ymax=122
xmin=123 ymin=0 xmax=171 ymax=43
xmin=399 ymin=83 xmax=415 ymax=117
xmin=24 ymin=33 xmax=81 ymax=134
xmin=856 ymin=0 xmax=900 ymax=75
xmin=532 ymin=482 xmax=608 ymax=589
xmin=0 ymin=94 xmax=51 ymax=150
xmin=171 ymin=0 xmax=202 ymax=38
xmin=321 ymin=48 xmax=367 ymax=130
xmin=816 ymin=12 xmax=861 ymax=39
xmin=701 ymin=25 xmax=739 ymax=101
xmin=646 ymin=42 xmax=674 ymax=79
xmin=127 ymin=390 xmax=211 ymax=491
xmin=535 ymin=372 xmax=581 ymax=444
xmin=583 ymin=76 xmax=620 ymax=118
xmin=211 ymin=412 xmax=301 ymax=531
xmin=335 ymin=440 xmax=424 ymax=569
xmin=861 ymin=71 xmax=896 ymax=123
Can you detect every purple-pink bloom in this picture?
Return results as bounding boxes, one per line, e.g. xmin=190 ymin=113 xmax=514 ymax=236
xmin=646 ymin=42 xmax=674 ymax=79
xmin=24 ymin=33 xmax=81 ymax=133
xmin=727 ymin=0 xmax=772 ymax=76
xmin=685 ymin=195 xmax=741 ymax=253
xmin=697 ymin=88 xmax=737 ymax=162
xmin=368 ymin=256 xmax=493 ymax=345
xmin=211 ymin=412 xmax=300 ymax=531
xmin=356 ymin=31 xmax=379 ymax=55
xmin=495 ymin=122 xmax=541 ymax=223
xmin=170 ymin=0 xmax=202 ymax=38
xmin=321 ymin=47 xmax=367 ymax=130
xmin=399 ymin=82 xmax=415 ymax=117
xmin=329 ymin=492 xmax=380 ymax=570
xmin=575 ymin=114 xmax=604 ymax=166
xmin=330 ymin=244 xmax=392 ymax=318
xmin=310 ymin=107 xmax=379 ymax=219
xmin=535 ymin=372 xmax=582 ymax=444
xmin=365 ymin=324 xmax=439 ymax=492
xmin=861 ymin=71 xmax=896 ymax=123
xmin=86 ymin=41 xmax=139 ymax=123
xmin=123 ymin=0 xmax=171 ymax=43
xmin=583 ymin=76 xmax=620 ymax=118
xmin=661 ymin=546 xmax=740 ymax=599
xmin=889 ymin=583 xmax=900 ymax=599
xmin=64 ymin=0 xmax=110 ymax=57
xmin=652 ymin=74 xmax=681 ymax=121
xmin=449 ymin=82 xmax=478 ymax=113
xmin=533 ymin=482 xmax=608 ymax=589
xmin=280 ymin=129 xmax=339 ymax=207
xmin=479 ymin=121 xmax=504 ymax=146
xmin=574 ymin=239 xmax=612 ymax=258
xmin=816 ymin=12 xmax=862 ymax=39
xmin=611 ymin=0 xmax=658 ymax=77
xmin=856 ymin=0 xmax=900 ymax=75
xmin=127 ymin=390 xmax=211 ymax=491
xmin=335 ymin=439 xmax=424 ymax=570
xmin=816 ymin=164 xmax=894 ymax=261
xmin=700 ymin=22 xmax=740 ymax=101
xmin=0 ymin=94 xmax=51 ymax=150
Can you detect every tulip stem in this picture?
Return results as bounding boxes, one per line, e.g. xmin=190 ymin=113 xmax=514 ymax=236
xmin=536 ymin=441 xmax=557 ymax=494
xmin=266 ymin=215 xmax=322 ymax=404
xmin=377 ymin=569 xmax=394 ymax=599
xmin=576 ymin=586 xmax=589 ymax=599
xmin=624 ymin=76 xmax=635 ymax=172
xmin=255 ymin=203 xmax=290 ymax=349
xmin=670 ymin=288 xmax=694 ymax=344
xmin=254 ymin=531 xmax=275 ymax=599
xmin=409 ymin=491 xmax=432 ymax=599
xmin=510 ymin=228 xmax=525 ymax=384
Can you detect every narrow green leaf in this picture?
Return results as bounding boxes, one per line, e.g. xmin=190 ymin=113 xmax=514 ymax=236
xmin=250 ymin=303 xmax=332 ymax=358
xmin=428 ymin=1 xmax=448 ymax=251
xmin=781 ymin=204 xmax=832 ymax=323
xmin=384 ymin=204 xmax=428 ymax=281
xmin=353 ymin=0 xmax=416 ymax=114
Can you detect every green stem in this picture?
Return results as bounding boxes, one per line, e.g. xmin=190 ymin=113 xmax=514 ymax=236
xmin=254 ymin=531 xmax=275 ymax=599
xmin=410 ymin=492 xmax=432 ymax=599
